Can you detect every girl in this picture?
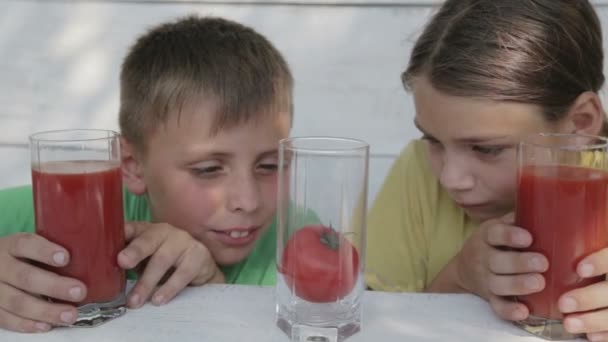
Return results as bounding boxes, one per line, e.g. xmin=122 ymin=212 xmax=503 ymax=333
xmin=366 ymin=1 xmax=608 ymax=340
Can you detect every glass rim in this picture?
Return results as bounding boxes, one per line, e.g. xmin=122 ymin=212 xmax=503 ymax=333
xmin=520 ymin=132 xmax=608 ymax=151
xmin=279 ymin=136 xmax=369 ymax=153
xmin=29 ymin=129 xmax=119 ymax=143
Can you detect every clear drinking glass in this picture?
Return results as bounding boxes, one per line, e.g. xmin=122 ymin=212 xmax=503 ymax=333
xmin=515 ymin=133 xmax=608 ymax=340
xmin=30 ymin=129 xmax=126 ymax=327
xmin=276 ymin=136 xmax=369 ymax=342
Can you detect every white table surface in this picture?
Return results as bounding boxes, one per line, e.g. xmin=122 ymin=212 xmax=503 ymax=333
xmin=0 ymin=284 xmax=586 ymax=342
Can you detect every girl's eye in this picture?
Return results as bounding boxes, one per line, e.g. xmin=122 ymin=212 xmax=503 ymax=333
xmin=421 ymin=135 xmax=441 ymax=145
xmin=472 ymin=145 xmax=505 ymax=157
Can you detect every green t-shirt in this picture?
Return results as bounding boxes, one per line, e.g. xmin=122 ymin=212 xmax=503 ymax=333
xmin=0 ymin=185 xmax=277 ymax=286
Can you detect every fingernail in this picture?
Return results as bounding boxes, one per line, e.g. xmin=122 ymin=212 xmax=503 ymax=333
xmin=579 ymin=263 xmax=594 ymax=277
xmin=514 ymin=232 xmax=529 ymax=246
xmin=52 ymin=252 xmax=66 ymax=265
xmin=560 ymin=297 xmax=578 ymax=313
xmin=120 ymin=249 xmax=133 ymax=260
xmin=525 ymin=276 xmax=541 ymax=290
xmin=513 ymin=308 xmax=527 ymax=321
xmin=129 ymin=294 xmax=140 ymax=307
xmin=69 ymin=287 xmax=82 ymax=300
xmin=60 ymin=311 xmax=75 ymax=324
xmin=529 ymin=257 xmax=544 ymax=271
xmin=125 ymin=223 xmax=134 ymax=235
xmin=119 ymin=250 xmax=136 ymax=266
xmin=35 ymin=322 xmax=51 ymax=332
xmin=588 ymin=333 xmax=603 ymax=342
xmin=566 ymin=317 xmax=584 ymax=332
xmin=153 ymin=295 xmax=165 ymax=306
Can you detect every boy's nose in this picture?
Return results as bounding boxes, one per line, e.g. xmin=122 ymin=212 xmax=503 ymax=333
xmin=227 ymin=175 xmax=261 ymax=213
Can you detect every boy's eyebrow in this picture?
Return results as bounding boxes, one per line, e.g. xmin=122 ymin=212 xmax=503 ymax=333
xmin=413 ymin=119 xmax=509 ymax=144
xmin=185 ymin=149 xmax=279 ymax=163
xmin=257 ymin=149 xmax=279 ymax=159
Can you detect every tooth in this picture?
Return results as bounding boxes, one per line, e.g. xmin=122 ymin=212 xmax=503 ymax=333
xmin=228 ymin=231 xmax=250 ymax=238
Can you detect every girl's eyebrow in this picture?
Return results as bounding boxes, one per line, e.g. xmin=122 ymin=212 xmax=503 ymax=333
xmin=414 ymin=120 xmax=436 ymax=140
xmin=413 ymin=119 xmax=509 ymax=144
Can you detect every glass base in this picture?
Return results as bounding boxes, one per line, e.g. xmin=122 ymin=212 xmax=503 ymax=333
xmin=70 ymin=293 xmax=127 ymax=328
xmin=277 ymin=317 xmax=360 ymax=342
xmin=514 ymin=315 xmax=584 ymax=340
xmin=275 ymin=275 xmax=363 ymax=342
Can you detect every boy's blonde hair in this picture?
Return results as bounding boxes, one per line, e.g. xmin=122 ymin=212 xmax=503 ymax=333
xmin=119 ymin=15 xmax=293 ymax=152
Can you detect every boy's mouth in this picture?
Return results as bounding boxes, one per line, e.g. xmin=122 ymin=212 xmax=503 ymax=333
xmin=228 ymin=230 xmax=251 ymax=238
xmin=211 ymin=226 xmax=261 ymax=247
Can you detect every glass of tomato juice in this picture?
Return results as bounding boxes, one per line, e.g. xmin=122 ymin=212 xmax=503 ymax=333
xmin=30 ymin=129 xmax=127 ymax=327
xmin=515 ymin=133 xmax=608 ymax=340
xmin=276 ymin=137 xmax=369 ymax=342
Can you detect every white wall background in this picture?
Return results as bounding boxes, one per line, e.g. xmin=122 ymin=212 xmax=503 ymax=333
xmin=2 ymin=0 xmax=608 ymax=205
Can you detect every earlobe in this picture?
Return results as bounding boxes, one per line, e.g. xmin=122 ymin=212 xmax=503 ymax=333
xmin=565 ymin=92 xmax=605 ymax=136
xmin=120 ymin=137 xmax=147 ymax=195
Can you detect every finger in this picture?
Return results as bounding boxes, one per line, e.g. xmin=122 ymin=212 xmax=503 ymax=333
xmin=127 ymin=242 xmax=178 ymax=308
xmin=587 ymin=331 xmax=608 ymax=342
xmin=489 ymin=295 xmax=529 ymax=321
xmin=0 ymin=282 xmax=78 ymax=326
xmin=189 ymin=244 xmax=215 ymax=286
xmin=485 ymin=223 xmax=532 ymax=248
xmin=564 ymin=309 xmax=608 ymax=334
xmin=153 ymin=244 xmax=213 ymax=305
xmin=487 ymin=250 xmax=548 ymax=274
xmin=0 ymin=307 xmax=52 ymax=333
xmin=3 ymin=258 xmax=86 ymax=303
xmin=124 ymin=222 xmax=136 ymax=241
xmin=118 ymin=226 xmax=167 ymax=269
xmin=577 ymin=248 xmax=608 ymax=278
xmin=488 ymin=273 xmax=545 ymax=296
xmin=560 ymin=281 xmax=608 ymax=313
xmin=500 ymin=212 xmax=515 ymax=224
xmin=8 ymin=233 xmax=69 ymax=267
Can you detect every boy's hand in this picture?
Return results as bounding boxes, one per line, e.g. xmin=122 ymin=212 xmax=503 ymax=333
xmin=118 ymin=222 xmax=223 ymax=309
xmin=0 ymin=233 xmax=85 ymax=332
xmin=558 ymin=248 xmax=608 ymax=341
xmin=454 ymin=213 xmax=549 ymax=321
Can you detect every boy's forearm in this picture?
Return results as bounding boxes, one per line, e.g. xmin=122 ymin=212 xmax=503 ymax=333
xmin=424 ymin=256 xmax=467 ymax=293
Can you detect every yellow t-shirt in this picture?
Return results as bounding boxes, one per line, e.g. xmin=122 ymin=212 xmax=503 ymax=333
xmin=365 ymin=139 xmax=479 ymax=292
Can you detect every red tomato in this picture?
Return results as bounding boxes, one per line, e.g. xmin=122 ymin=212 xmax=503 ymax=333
xmin=280 ymin=224 xmax=359 ymax=303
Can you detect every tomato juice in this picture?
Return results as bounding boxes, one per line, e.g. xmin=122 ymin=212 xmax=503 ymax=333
xmin=32 ymin=160 xmax=126 ymax=305
xmin=516 ymin=165 xmax=608 ymax=319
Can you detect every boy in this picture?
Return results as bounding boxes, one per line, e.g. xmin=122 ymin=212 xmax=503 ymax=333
xmin=0 ymin=15 xmax=293 ymax=333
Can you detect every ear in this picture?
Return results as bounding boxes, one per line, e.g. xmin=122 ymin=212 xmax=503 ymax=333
xmin=560 ymin=92 xmax=605 ymax=136
xmin=120 ymin=137 xmax=147 ymax=195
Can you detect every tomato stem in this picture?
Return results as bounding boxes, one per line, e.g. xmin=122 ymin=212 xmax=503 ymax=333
xmin=320 ymin=223 xmax=341 ymax=250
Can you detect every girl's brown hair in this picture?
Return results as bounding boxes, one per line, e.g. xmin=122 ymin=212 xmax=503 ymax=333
xmin=403 ymin=0 xmax=605 ymax=132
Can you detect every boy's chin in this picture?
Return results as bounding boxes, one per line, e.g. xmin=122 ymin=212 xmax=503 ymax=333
xmin=212 ymin=246 xmax=256 ymax=266
xmin=207 ymin=224 xmax=272 ymax=266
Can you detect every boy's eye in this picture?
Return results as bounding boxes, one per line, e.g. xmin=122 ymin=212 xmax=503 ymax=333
xmin=257 ymin=163 xmax=278 ymax=172
xmin=472 ymin=145 xmax=505 ymax=157
xmin=192 ymin=165 xmax=223 ymax=176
